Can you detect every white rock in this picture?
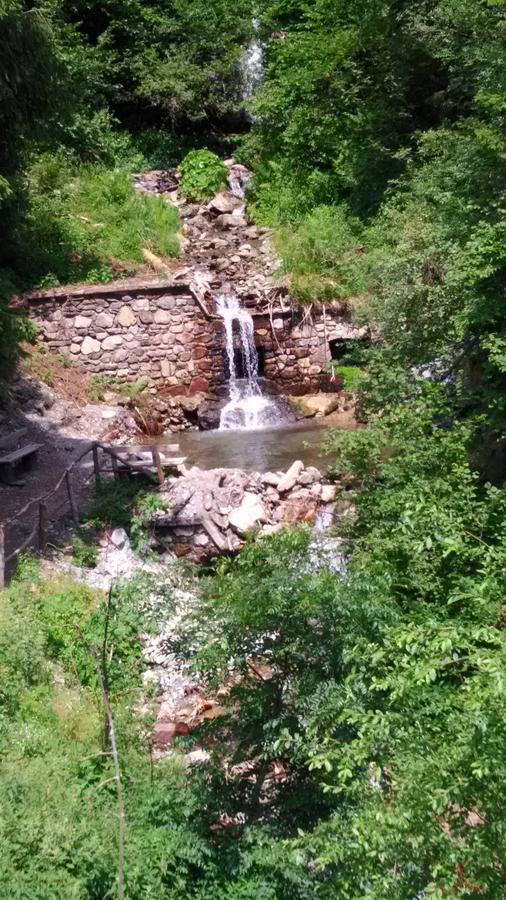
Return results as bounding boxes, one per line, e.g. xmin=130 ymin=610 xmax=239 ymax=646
xmin=161 ymin=359 xmax=176 ymax=377
xmin=216 ymin=213 xmax=247 ymax=229
xmin=96 ymin=312 xmax=114 ymax=328
xmin=261 ymin=471 xmax=281 ymax=487
xmin=207 ymin=192 xmax=243 ymax=215
xmin=261 ymin=523 xmax=285 ymax=536
xmin=74 ymin=315 xmax=92 ymax=328
xmin=80 ymin=336 xmax=101 ymax=355
xmin=154 ymin=309 xmax=171 ymax=324
xmin=229 ymin=492 xmax=267 ymax=535
xmin=277 ymin=460 xmax=304 ymax=493
xmin=298 ymin=466 xmax=322 ymax=485
xmin=110 ymin=527 xmax=129 ymax=549
xmin=320 ymin=484 xmax=337 ymax=503
xmin=102 ymin=334 xmax=123 ymax=350
xmin=117 ymin=305 xmax=137 ymax=327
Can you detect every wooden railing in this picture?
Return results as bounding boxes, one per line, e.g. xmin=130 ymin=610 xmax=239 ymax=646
xmin=0 ymin=441 xmax=167 ymax=588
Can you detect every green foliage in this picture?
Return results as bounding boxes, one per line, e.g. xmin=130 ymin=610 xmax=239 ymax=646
xmin=79 ymin=0 xmax=254 ymax=132
xmin=85 ymin=478 xmax=167 ymax=555
xmin=71 ymin=535 xmax=99 ymax=568
xmin=273 ymin=204 xmax=363 ymax=301
xmin=326 ymin=364 xmax=365 ymax=392
xmin=0 ymin=270 xmax=38 ymax=377
xmin=130 ymin=491 xmax=169 ymax=554
xmin=0 ymin=562 xmax=222 ymax=898
xmin=179 ymin=149 xmax=228 ymax=201
xmin=15 ymin=158 xmax=179 ymax=287
xmin=85 ymin=478 xmax=145 ymax=531
xmin=88 ymin=374 xmax=150 ymax=403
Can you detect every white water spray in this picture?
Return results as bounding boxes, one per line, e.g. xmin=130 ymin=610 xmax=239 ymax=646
xmin=217 ymin=295 xmax=278 ymax=430
xmin=240 ymin=17 xmax=264 ymax=121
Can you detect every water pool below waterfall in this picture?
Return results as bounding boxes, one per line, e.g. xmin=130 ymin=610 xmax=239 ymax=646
xmin=160 ymin=421 xmax=340 ymax=473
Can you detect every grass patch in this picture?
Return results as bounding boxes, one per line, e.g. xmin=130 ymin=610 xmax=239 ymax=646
xmin=17 ymin=154 xmax=180 ymax=288
xmin=273 ymin=204 xmax=365 ymax=303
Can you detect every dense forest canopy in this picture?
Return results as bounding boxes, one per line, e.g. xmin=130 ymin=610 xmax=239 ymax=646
xmin=1 ymin=0 xmax=506 ymax=897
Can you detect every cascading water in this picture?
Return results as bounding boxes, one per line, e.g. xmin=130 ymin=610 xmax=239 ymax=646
xmin=217 ymin=295 xmax=280 ymax=431
xmin=240 ymin=17 xmax=264 ymax=121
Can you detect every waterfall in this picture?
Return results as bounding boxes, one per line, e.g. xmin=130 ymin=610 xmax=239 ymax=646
xmin=240 ymin=17 xmax=264 ymax=121
xmin=217 ymin=295 xmax=279 ymax=431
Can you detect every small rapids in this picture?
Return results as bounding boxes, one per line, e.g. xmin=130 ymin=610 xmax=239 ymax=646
xmin=216 ymin=295 xmax=282 ymax=431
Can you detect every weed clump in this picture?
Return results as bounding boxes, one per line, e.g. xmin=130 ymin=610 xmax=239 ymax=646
xmin=179 ymin=149 xmax=227 ymax=201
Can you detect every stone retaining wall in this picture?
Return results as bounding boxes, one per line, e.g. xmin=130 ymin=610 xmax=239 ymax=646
xmin=27 ymin=281 xmax=363 ymax=396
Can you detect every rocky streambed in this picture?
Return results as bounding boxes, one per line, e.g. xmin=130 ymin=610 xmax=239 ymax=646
xmin=151 ymin=458 xmax=338 ymax=561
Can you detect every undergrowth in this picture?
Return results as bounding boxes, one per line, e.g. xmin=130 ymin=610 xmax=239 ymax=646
xmin=16 ymin=155 xmax=180 ymax=289
xmin=179 ymin=149 xmax=228 ymax=201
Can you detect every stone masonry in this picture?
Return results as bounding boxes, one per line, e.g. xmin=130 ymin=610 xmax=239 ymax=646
xmin=27 ymin=280 xmax=365 ymax=396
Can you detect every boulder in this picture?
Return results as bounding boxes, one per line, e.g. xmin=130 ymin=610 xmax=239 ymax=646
xmin=216 ymin=213 xmax=248 ymax=230
xmin=208 ymin=192 xmax=243 ymax=215
xmin=277 ymin=460 xmax=304 ymax=493
xmin=276 ymin=497 xmax=319 ymax=524
xmin=290 ymin=393 xmax=340 ymax=418
xmin=153 ymin=720 xmax=190 ymax=751
xmin=197 ymin=400 xmax=224 ymax=430
xmin=229 ymin=492 xmax=267 ymax=535
xmin=261 ymin=471 xmax=281 ymax=487
xmin=109 ymin=527 xmax=129 ymax=549
xmin=74 ymin=315 xmax=92 ymax=329
xmin=320 ymin=484 xmax=337 ymax=503
xmin=297 ymin=466 xmax=322 ymax=485
xmin=102 ymin=335 xmax=123 ymax=350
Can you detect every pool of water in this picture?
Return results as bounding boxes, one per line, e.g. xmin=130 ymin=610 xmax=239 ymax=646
xmin=159 ymin=422 xmax=337 ymax=473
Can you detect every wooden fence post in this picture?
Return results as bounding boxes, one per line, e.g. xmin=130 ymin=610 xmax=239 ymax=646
xmin=65 ymin=471 xmax=79 ymax=525
xmin=38 ymin=502 xmax=48 ymax=552
xmin=92 ymin=443 xmax=101 ymax=484
xmin=151 ymin=446 xmax=164 ymax=485
xmin=0 ymin=524 xmax=5 ymax=590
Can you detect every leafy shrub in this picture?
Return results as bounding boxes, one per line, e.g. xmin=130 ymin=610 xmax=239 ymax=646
xmin=179 ymin=149 xmax=227 ymax=201
xmin=71 ymin=535 xmax=99 ymax=569
xmin=85 ymin=480 xmax=167 ymax=554
xmin=130 ymin=492 xmax=169 ymax=554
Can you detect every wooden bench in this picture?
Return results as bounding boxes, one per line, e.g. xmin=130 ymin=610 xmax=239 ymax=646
xmin=0 ymin=428 xmax=28 ymax=451
xmin=0 ymin=437 xmax=42 ymax=485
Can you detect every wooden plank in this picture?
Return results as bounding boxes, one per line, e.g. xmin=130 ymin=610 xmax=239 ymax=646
xmin=119 ymin=457 xmax=186 ymax=472
xmin=92 ymin=443 xmax=101 ymax=483
xmin=201 ymin=515 xmax=229 ymax=552
xmin=0 ymin=428 xmax=28 ymax=451
xmin=38 ymin=502 xmax=48 ymax=551
xmin=65 ymin=472 xmax=79 ymax=525
xmin=151 ymin=447 xmax=165 ymax=485
xmin=122 ymin=443 xmax=180 ymax=457
xmin=0 ymin=442 xmax=42 ymax=465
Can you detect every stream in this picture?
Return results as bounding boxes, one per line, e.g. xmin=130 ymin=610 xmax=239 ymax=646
xmin=160 ymin=421 xmax=336 ymax=472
